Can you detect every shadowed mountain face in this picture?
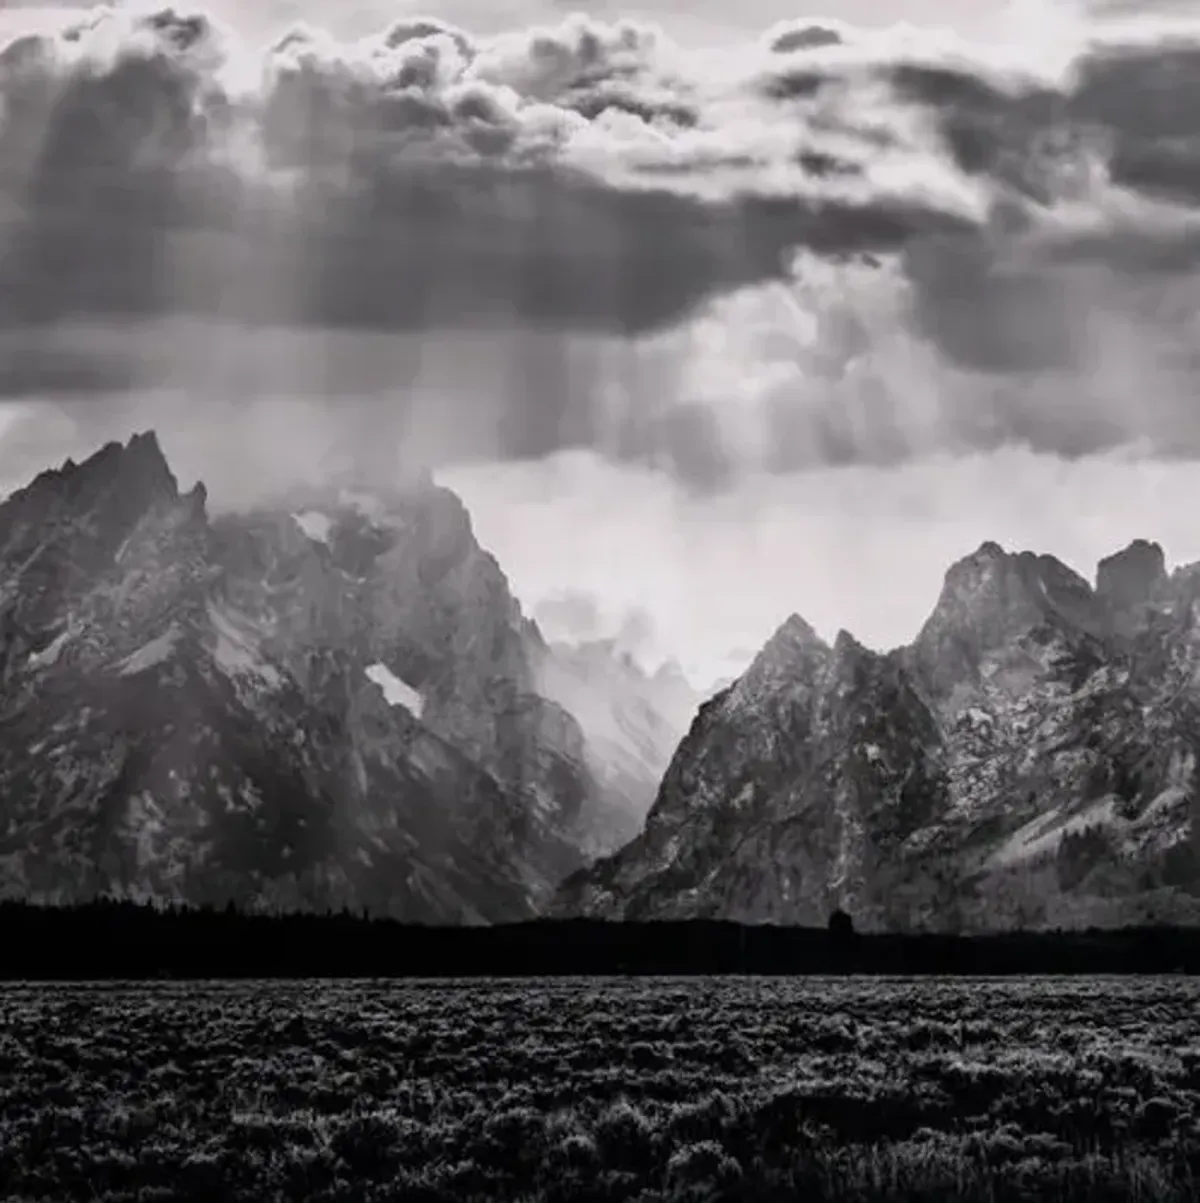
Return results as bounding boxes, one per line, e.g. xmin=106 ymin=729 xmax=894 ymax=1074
xmin=0 ymin=433 xmax=688 ymax=921
xmin=556 ymin=539 xmax=1200 ymax=931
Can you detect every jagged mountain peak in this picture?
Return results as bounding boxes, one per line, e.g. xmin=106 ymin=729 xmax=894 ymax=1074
xmin=0 ymin=430 xmax=209 ymax=637
xmin=732 ymin=612 xmax=828 ymax=692
xmin=1099 ymin=537 xmax=1165 ymax=573
xmin=939 ymin=540 xmax=1093 ymax=602
xmin=88 ymin=430 xmax=176 ymax=494
xmin=827 ymin=629 xmax=894 ymax=695
xmin=969 ymin=538 xmax=1006 ymax=562
xmin=9 ymin=429 xmax=178 ymax=509
xmin=244 ymin=477 xmax=485 ymax=589
xmin=931 ymin=538 xmax=1182 ymax=652
xmin=763 ymin=612 xmax=827 ymax=655
xmin=706 ymin=614 xmax=832 ymax=727
xmin=912 ymin=540 xmax=1106 ymax=705
xmin=832 ymin=628 xmax=868 ymax=658
xmin=555 ymin=600 xmax=946 ymax=926
xmin=125 ymin=429 xmax=166 ymax=459
xmin=1096 ymin=538 xmax=1168 ymax=621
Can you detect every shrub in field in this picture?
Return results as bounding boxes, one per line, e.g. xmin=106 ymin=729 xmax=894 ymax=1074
xmin=664 ymin=1090 xmax=740 ymax=1147
xmin=541 ymin=1126 xmax=603 ymax=1197
xmin=665 ymin=1138 xmax=744 ymax=1195
xmin=1136 ymin=1097 xmax=1184 ymax=1141
xmin=592 ymin=1097 xmax=661 ymax=1175
xmin=329 ymin=1110 xmax=410 ymax=1179
xmin=476 ymin=1104 xmax=547 ymax=1175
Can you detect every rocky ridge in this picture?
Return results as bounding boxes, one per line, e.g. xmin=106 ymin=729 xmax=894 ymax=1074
xmin=556 ymin=538 xmax=1200 ymax=931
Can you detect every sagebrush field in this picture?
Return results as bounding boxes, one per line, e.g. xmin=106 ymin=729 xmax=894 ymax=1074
xmin=1 ymin=977 xmax=1199 ymax=1202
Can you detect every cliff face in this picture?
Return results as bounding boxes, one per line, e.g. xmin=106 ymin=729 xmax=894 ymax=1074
xmin=0 ymin=433 xmax=647 ymax=920
xmin=556 ymin=541 xmax=1200 ymax=931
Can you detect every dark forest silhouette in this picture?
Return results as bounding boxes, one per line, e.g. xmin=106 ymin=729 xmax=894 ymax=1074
xmin=1 ymin=898 xmax=1198 ymax=977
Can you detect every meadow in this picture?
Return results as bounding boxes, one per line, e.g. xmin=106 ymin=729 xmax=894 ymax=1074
xmin=1 ymin=976 xmax=1199 ymax=1202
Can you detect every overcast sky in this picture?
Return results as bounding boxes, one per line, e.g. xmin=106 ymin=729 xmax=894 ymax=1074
xmin=4 ymin=0 xmax=1200 ymax=685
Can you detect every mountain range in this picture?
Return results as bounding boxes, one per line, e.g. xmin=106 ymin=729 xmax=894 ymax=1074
xmin=0 ymin=433 xmax=694 ymax=921
xmin=556 ymin=538 xmax=1200 ymax=930
xmin=2 ymin=432 xmax=1199 ymax=931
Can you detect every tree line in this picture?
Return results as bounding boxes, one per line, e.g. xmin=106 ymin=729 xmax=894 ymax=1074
xmin=0 ymin=898 xmax=1197 ymax=978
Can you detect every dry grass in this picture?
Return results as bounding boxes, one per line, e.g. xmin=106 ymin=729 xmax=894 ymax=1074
xmin=1 ymin=976 xmax=1198 ymax=1201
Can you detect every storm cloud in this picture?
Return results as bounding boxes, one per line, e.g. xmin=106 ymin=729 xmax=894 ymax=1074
xmin=0 ymin=10 xmax=1197 ymax=334
xmin=5 ymin=6 xmax=1200 ymax=488
xmin=0 ymin=5 xmax=977 ymax=339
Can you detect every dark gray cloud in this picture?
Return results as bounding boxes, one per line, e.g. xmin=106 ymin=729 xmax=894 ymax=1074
xmin=902 ymin=236 xmax=1082 ymax=373
xmin=758 ymin=23 xmax=1200 ymax=225
xmin=8 ymin=8 xmax=1195 ymax=359
xmin=5 ymin=7 xmax=1200 ymax=489
xmin=1069 ymin=40 xmax=1200 ymax=208
xmin=0 ymin=6 xmax=977 ymax=346
xmin=766 ymin=22 xmax=846 ymax=55
xmin=756 ymin=24 xmax=1200 ymax=384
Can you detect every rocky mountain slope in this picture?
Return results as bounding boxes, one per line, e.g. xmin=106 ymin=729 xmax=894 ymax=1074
xmin=556 ymin=539 xmax=1200 ymax=931
xmin=0 ymin=433 xmax=677 ymax=920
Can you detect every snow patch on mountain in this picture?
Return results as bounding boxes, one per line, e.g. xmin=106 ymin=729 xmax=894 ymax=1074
xmin=206 ymin=601 xmax=282 ymax=687
xmin=365 ymin=663 xmax=424 ymax=717
xmin=29 ymin=627 xmax=73 ymax=669
xmin=292 ymin=511 xmax=334 ymax=545
xmin=117 ymin=627 xmax=181 ymax=676
xmin=990 ymin=798 xmax=1118 ymax=869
